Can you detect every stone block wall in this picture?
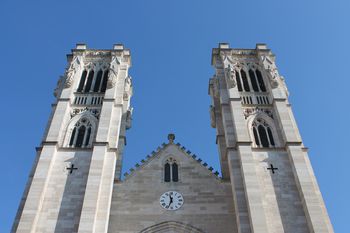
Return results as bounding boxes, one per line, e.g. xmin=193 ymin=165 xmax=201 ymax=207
xmin=35 ymin=150 xmax=92 ymax=233
xmin=108 ymin=144 xmax=237 ymax=233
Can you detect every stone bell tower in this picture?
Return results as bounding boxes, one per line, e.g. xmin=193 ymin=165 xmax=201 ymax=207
xmin=209 ymin=43 xmax=333 ymax=233
xmin=12 ymin=44 xmax=133 ymax=233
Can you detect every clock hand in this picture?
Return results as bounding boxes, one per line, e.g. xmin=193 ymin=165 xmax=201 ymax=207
xmin=168 ymin=194 xmax=173 ymax=208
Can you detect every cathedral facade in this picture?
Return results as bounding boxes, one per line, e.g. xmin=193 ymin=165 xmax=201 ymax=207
xmin=12 ymin=43 xmax=334 ymax=233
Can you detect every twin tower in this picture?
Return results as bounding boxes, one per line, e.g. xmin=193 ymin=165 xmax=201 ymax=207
xmin=12 ymin=43 xmax=333 ymax=233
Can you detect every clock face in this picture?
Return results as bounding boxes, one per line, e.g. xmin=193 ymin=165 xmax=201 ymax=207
xmin=159 ymin=191 xmax=184 ymax=211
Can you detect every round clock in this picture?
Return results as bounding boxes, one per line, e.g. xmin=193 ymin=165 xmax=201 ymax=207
xmin=159 ymin=191 xmax=184 ymax=210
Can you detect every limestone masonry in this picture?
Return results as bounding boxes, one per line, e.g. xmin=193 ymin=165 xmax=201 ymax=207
xmin=12 ymin=43 xmax=334 ymax=233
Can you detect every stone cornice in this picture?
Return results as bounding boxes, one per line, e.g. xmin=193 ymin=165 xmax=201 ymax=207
xmin=66 ymin=43 xmax=132 ymax=66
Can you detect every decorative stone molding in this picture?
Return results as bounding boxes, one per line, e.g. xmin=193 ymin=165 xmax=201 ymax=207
xmin=84 ymin=61 xmax=95 ymax=70
xmin=243 ymin=107 xmax=274 ymax=119
xmin=140 ymin=221 xmax=204 ymax=233
xmin=219 ymin=50 xmax=256 ymax=57
xmin=84 ymin=50 xmax=110 ymax=57
xmin=70 ymin=107 xmax=100 ymax=119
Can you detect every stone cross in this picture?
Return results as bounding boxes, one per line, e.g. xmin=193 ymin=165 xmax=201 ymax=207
xmin=66 ymin=164 xmax=78 ymax=174
xmin=267 ymin=164 xmax=278 ymax=174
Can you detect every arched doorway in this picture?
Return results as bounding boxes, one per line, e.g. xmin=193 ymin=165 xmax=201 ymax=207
xmin=140 ymin=221 xmax=204 ymax=233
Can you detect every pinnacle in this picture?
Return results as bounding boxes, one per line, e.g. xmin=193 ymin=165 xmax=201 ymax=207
xmin=167 ymin=133 xmax=175 ymax=144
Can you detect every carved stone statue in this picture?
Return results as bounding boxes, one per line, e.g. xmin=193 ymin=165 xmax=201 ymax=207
xmin=65 ymin=56 xmax=82 ymax=88
xmin=126 ymin=108 xmax=133 ymax=129
xmin=261 ymin=55 xmax=279 ymax=89
xmin=225 ymin=64 xmax=236 ymax=89
xmin=223 ymin=56 xmax=238 ymax=89
xmin=107 ymin=69 xmax=117 ymax=89
xmin=107 ymin=56 xmax=120 ymax=89
xmin=209 ymin=105 xmax=216 ymax=128
xmin=209 ymin=78 xmax=220 ymax=98
xmin=123 ymin=76 xmax=133 ymax=100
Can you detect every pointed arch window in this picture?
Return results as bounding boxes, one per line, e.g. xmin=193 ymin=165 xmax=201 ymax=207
xmin=76 ymin=125 xmax=86 ymax=147
xmin=236 ymin=70 xmax=243 ymax=92
xmin=249 ymin=69 xmax=260 ymax=92
xmin=77 ymin=70 xmax=87 ymax=92
xmin=252 ymin=118 xmax=276 ymax=148
xmin=253 ymin=127 xmax=260 ymax=146
xmin=100 ymin=70 xmax=109 ymax=93
xmin=69 ymin=128 xmax=76 ymax=146
xmin=267 ymin=127 xmax=275 ymax=146
xmin=172 ymin=163 xmax=178 ymax=182
xmin=68 ymin=118 xmax=93 ymax=148
xmin=76 ymin=69 xmax=109 ymax=93
xmin=255 ymin=69 xmax=266 ymax=92
xmin=84 ymin=70 xmax=95 ymax=93
xmin=93 ymin=70 xmax=103 ymax=92
xmin=164 ymin=163 xmax=171 ymax=182
xmin=240 ymin=70 xmax=250 ymax=92
xmin=164 ymin=158 xmax=179 ymax=182
xmin=258 ymin=125 xmax=269 ymax=147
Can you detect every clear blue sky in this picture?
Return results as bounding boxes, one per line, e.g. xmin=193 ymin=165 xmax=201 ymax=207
xmin=0 ymin=0 xmax=349 ymax=232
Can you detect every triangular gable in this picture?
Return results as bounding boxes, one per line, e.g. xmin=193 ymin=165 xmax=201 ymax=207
xmin=122 ymin=137 xmax=220 ymax=182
